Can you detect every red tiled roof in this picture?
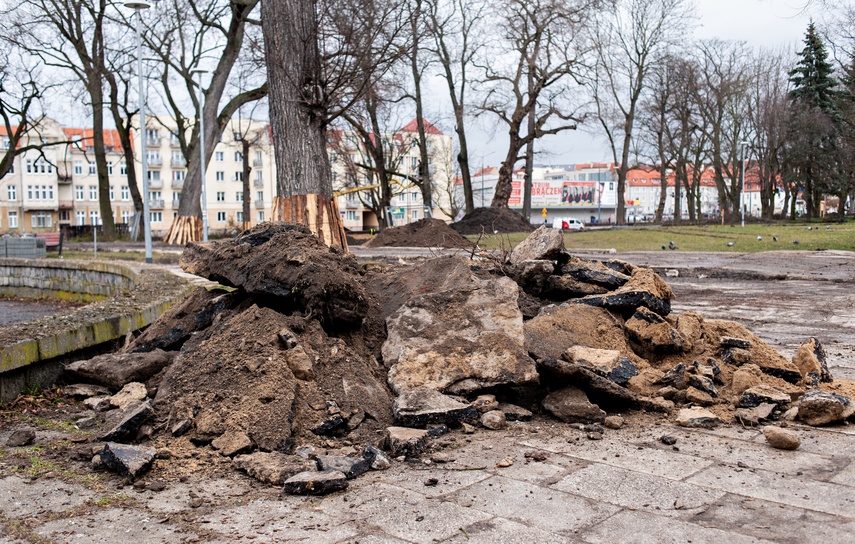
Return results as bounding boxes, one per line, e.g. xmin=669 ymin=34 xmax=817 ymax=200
xmin=63 ymin=128 xmax=125 ymax=152
xmin=399 ymin=118 xmax=444 ymax=135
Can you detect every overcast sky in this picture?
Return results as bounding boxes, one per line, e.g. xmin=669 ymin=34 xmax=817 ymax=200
xmin=468 ymin=0 xmax=820 ymax=168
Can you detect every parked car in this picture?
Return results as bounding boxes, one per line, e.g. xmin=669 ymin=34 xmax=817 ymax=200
xmin=552 ymin=217 xmax=585 ymax=230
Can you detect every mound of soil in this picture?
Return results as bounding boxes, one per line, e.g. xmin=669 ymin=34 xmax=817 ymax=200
xmin=451 ymin=207 xmax=535 ymax=235
xmin=363 ymin=218 xmax=473 ymax=249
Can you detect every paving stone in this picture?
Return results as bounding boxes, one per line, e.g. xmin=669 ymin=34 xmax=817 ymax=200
xmin=143 ymin=477 xmax=253 ymax=514
xmin=447 ymin=475 xmax=619 ymax=535
xmin=692 ymin=494 xmax=855 ymax=544
xmin=579 ymin=508 xmax=776 ymax=544
xmin=686 ymin=464 xmax=855 ymax=516
xmin=34 ymin=508 xmax=194 ymax=543
xmin=830 ymin=461 xmax=855 ymax=486
xmin=282 ymin=470 xmax=348 ymax=495
xmin=552 ymin=464 xmax=726 ymax=516
xmin=371 ymin=464 xmax=492 ymax=500
xmin=0 ymin=476 xmax=95 ymax=519
xmin=445 ymin=516 xmax=577 ymax=543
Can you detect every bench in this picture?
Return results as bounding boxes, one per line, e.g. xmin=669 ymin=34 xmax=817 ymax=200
xmin=36 ymin=232 xmax=64 ymax=254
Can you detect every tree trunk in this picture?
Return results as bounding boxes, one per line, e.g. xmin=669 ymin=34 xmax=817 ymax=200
xmin=90 ymin=80 xmax=116 ymax=239
xmin=242 ymin=139 xmax=251 ymax=231
xmin=492 ymin=141 xmax=520 ymax=208
xmin=262 ymin=0 xmax=346 ymax=249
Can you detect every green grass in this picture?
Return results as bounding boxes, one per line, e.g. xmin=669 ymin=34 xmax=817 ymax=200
xmin=469 ymin=221 xmax=855 ymax=252
xmin=46 ymin=250 xmax=180 ymax=264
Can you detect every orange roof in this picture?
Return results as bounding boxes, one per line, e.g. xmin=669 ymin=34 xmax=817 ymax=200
xmin=398 ymin=118 xmax=444 ymax=135
xmin=63 ymin=128 xmax=125 ymax=152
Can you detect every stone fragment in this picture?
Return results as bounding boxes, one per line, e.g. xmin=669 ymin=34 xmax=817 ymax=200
xmin=63 ymin=384 xmax=111 ymax=398
xmin=560 ymin=258 xmax=631 ymax=289
xmin=109 ymin=382 xmax=148 ymax=410
xmin=513 ymin=260 xmax=557 ymax=296
xmin=721 ymin=337 xmax=751 ymax=349
xmin=426 ymin=424 xmax=449 ymax=437
xmin=495 ymin=457 xmax=515 ymax=468
xmin=731 ymin=364 xmax=764 ymax=396
xmin=6 ymin=428 xmax=35 ymax=447
xmin=792 ymin=337 xmax=833 ymax=385
xmin=180 ymin=223 xmax=368 ymax=327
xmin=508 ymin=225 xmax=565 ymax=265
xmin=99 ymin=442 xmax=157 ymax=480
xmin=542 ymin=387 xmax=606 ymax=424
xmin=361 ymin=445 xmax=391 ymax=470
xmin=538 ymin=359 xmax=641 ymax=409
xmin=170 ymin=418 xmax=192 ymax=437
xmin=83 ymin=395 xmax=112 ymax=411
xmin=461 ymin=423 xmax=476 ymax=434
xmin=98 ymin=401 xmax=154 ymax=443
xmin=660 ymin=435 xmax=677 ymax=445
xmin=798 ymin=389 xmax=851 ymax=426
xmin=480 ymin=410 xmax=507 ymax=430
xmin=283 ymin=346 xmax=315 ymax=381
xmin=735 ymin=403 xmax=777 ymax=426
xmin=392 ymin=387 xmax=478 ymax=427
xmin=211 ymin=431 xmax=254 ymax=457
xmin=346 ymin=408 xmax=366 ymax=431
xmin=624 ymin=306 xmax=688 ymax=352
xmin=75 ymin=416 xmax=101 ymax=430
xmin=739 ymin=386 xmax=791 ymax=408
xmin=676 ymin=407 xmax=721 ymax=428
xmin=604 ymin=415 xmax=625 ymax=429
xmin=65 ymin=350 xmax=177 ymax=391
xmin=722 ymin=347 xmax=752 ymax=367
xmin=763 ymin=426 xmax=801 ymax=450
xmin=499 ymin=403 xmax=533 ymax=421
xmin=563 ymin=346 xmax=638 ymax=385
xmin=385 ymin=427 xmax=430 ymax=457
xmin=574 ymin=267 xmax=673 ymax=316
xmin=282 ymin=471 xmax=348 ymax=495
xmin=471 ymin=394 xmax=500 ymax=414
xmin=384 ymin=272 xmax=538 ymax=395
xmin=638 ymin=396 xmax=675 ymax=413
xmin=310 ymin=415 xmax=347 ymax=436
xmin=544 ymin=275 xmax=609 ymax=299
xmin=316 ymin=455 xmax=370 ymax=479
xmin=233 ymin=452 xmax=317 ymax=485
xmin=525 ymin=304 xmax=635 ymax=362
xmin=685 ymin=387 xmax=715 ymax=406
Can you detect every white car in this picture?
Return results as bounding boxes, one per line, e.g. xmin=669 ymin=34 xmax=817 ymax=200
xmin=552 ymin=218 xmax=584 ymax=230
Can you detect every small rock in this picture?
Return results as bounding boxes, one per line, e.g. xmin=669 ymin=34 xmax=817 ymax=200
xmin=426 ymin=424 xmax=449 ymax=437
xmin=211 ymin=431 xmax=254 ymax=457
xmin=798 ymin=389 xmax=851 ymax=426
xmin=587 ymin=432 xmax=603 ymax=440
xmin=480 ymin=410 xmax=507 ymax=430
xmin=541 ymin=386 xmax=606 ymax=424
xmin=75 ymin=416 xmax=101 ymax=430
xmin=6 ymin=428 xmax=36 ymax=447
xmin=564 ymin=346 xmax=639 ymax=384
xmin=660 ymin=435 xmax=677 ymax=445
xmin=63 ymin=383 xmax=111 ymax=398
xmin=739 ymin=385 xmax=790 ymax=408
xmin=282 ymin=471 xmax=348 ymax=495
xmin=109 ymin=382 xmax=148 ymax=410
xmin=496 ymin=457 xmax=514 ymax=468
xmin=763 ymin=426 xmax=801 ymax=450
xmin=792 ymin=337 xmax=833 ymax=385
xmin=83 ymin=395 xmax=112 ymax=412
xmin=498 ymin=403 xmax=533 ymax=422
xmin=361 ymin=445 xmax=391 ymax=470
xmin=316 ymin=455 xmax=370 ymax=480
xmin=471 ymin=394 xmax=500 ymax=414
xmin=393 ymin=388 xmax=478 ymax=428
xmin=189 ymin=497 xmax=205 ymax=508
xmin=146 ymin=481 xmax=167 ymax=492
xmin=735 ymin=403 xmax=777 ymax=427
xmin=284 ymin=346 xmax=315 ymax=381
xmin=91 ymin=454 xmax=105 ymax=471
xmin=603 ymin=415 xmax=625 ymax=429
xmin=731 ymin=364 xmax=764 ymax=396
xmin=461 ymin=422 xmax=476 ymax=434
xmin=98 ymin=401 xmax=154 ymax=443
xmin=233 ymin=452 xmax=317 ymax=485
xmin=721 ymin=336 xmax=751 ymax=349
xmin=310 ymin=415 xmax=346 ymax=436
xmin=170 ymin=418 xmax=193 ymax=437
xmin=385 ymin=427 xmax=430 ymax=457
xmin=676 ymin=407 xmax=720 ymax=428
xmin=524 ymin=450 xmax=549 ymax=461
xmin=345 ymin=408 xmax=366 ymax=431
xmin=99 ymin=442 xmax=157 ymax=480
xmin=685 ymin=387 xmax=715 ymax=407
xmin=424 ymin=477 xmax=439 ymax=487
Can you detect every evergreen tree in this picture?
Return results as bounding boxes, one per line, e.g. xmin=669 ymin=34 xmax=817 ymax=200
xmin=788 ymin=22 xmax=839 ymax=117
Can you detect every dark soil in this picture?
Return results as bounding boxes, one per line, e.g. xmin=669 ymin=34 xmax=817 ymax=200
xmin=363 ymin=218 xmax=474 ymax=249
xmin=451 ymin=207 xmax=535 ymax=235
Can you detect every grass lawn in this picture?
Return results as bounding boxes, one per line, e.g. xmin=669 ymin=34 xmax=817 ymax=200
xmin=468 ymin=221 xmax=855 ymax=252
xmin=46 ymin=251 xmax=181 ymax=264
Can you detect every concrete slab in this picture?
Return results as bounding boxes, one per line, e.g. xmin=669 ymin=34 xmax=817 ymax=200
xmin=33 ymin=508 xmax=196 ymax=543
xmin=0 ymin=476 xmax=96 ymax=519
xmin=830 ymin=461 xmax=855 ymax=487
xmin=443 ymin=516 xmax=580 ymax=543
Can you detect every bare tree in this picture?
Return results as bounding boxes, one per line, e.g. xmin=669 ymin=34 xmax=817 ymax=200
xmin=480 ymin=0 xmax=592 ymax=209
xmin=589 ymin=0 xmax=692 ymax=225
xmin=426 ymin=0 xmax=487 ymax=215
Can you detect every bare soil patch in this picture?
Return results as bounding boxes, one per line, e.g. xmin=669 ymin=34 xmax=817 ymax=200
xmin=451 ymin=207 xmax=535 ymax=235
xmin=363 ymin=218 xmax=473 ymax=249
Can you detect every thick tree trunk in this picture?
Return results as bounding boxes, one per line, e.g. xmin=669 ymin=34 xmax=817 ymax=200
xmin=242 ymin=139 xmax=251 ymax=231
xmin=262 ymin=0 xmax=346 ymax=248
xmin=90 ymin=82 xmax=116 ymax=239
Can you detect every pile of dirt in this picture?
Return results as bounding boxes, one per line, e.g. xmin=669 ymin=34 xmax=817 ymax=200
xmin=363 ymin=218 xmax=473 ymax=249
xmin=56 ymin=222 xmax=854 ymax=491
xmin=451 ymin=207 xmax=535 ymax=235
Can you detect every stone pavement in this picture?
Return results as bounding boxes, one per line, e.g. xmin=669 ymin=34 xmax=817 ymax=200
xmin=2 ymin=416 xmax=855 ymax=543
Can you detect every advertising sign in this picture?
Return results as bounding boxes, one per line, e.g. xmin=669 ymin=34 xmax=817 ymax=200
xmin=509 ymin=179 xmax=598 ymax=207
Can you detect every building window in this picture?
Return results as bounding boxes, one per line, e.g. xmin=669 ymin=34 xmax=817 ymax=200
xmin=216 ymin=191 xmax=225 ymax=202
xmin=412 ymin=192 xmax=419 ymax=202
xmin=32 ymin=212 xmax=52 ymax=228
xmin=7 ymin=186 xmax=16 ymax=201
xmin=89 ymin=185 xmax=98 ymax=200
xmin=149 ymin=190 xmax=162 ymax=202
xmin=609 ymin=182 xmax=614 ymax=191
xmin=255 ymin=150 xmax=262 ymax=162
xmin=215 ymin=171 xmax=224 ymax=181
xmin=74 ymin=161 xmax=83 ymax=175
xmin=256 ymin=191 xmax=264 ymax=201
xmin=236 ymin=211 xmax=244 ymax=223
xmin=109 ymin=185 xmax=115 ymax=200
xmin=216 ymin=211 xmax=226 ymax=221
xmin=150 ymin=211 xmax=163 ymax=222
xmin=75 ymin=185 xmax=84 ymax=200
xmin=173 ymin=170 xmax=185 ymax=181
xmin=345 ymin=210 xmax=357 ymax=221
xmin=8 ymin=211 xmax=18 ymax=229
xmin=121 ymin=210 xmax=132 ymax=224
xmin=255 ymin=170 xmax=263 ymax=181
xmin=108 ymin=162 xmax=113 ymax=175
xmin=147 ymin=170 xmax=160 ymax=181
xmin=121 ymin=185 xmax=129 ymax=200
xmin=146 ymin=128 xmax=160 ymax=143
xmin=0 ymin=137 xmax=9 ymax=149
xmin=120 ymin=162 xmax=127 ymax=175
xmin=26 ymin=159 xmax=32 ymax=173
xmin=234 ymin=172 xmax=243 ymax=182
xmin=88 ymin=161 xmax=96 ymax=174
xmin=89 ymin=211 xmax=99 ymax=225
xmin=412 ymin=210 xmax=419 ymax=220
xmin=235 ymin=192 xmax=243 ymax=202
xmin=76 ymin=211 xmax=85 ymax=226
xmin=215 ymin=151 xmax=224 ymax=162
xmin=257 ymin=211 xmax=264 ymax=222
xmin=234 ymin=151 xmax=243 ymax=162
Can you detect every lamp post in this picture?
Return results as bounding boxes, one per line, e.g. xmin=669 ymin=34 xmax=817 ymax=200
xmin=191 ymin=68 xmax=209 ymax=241
xmin=126 ymin=1 xmax=152 ymax=263
xmin=739 ymin=141 xmax=749 ymax=228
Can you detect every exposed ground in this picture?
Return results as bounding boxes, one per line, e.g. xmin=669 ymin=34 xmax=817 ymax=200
xmin=450 ymin=207 xmax=535 ymax=235
xmin=363 ymin=219 xmax=473 ymax=249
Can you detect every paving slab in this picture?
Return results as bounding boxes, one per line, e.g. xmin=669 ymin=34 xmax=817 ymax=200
xmin=33 ymin=507 xmax=197 ymax=543
xmin=442 ymin=516 xmax=581 ymax=543
xmin=830 ymin=461 xmax=855 ymax=487
xmin=0 ymin=475 xmax=96 ymax=519
xmin=686 ymin=464 xmax=855 ymax=516
xmin=552 ymin=464 xmax=726 ymax=517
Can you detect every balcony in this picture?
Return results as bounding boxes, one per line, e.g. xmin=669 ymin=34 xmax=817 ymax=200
xmin=148 ymin=178 xmax=163 ymax=189
xmin=253 ymin=179 xmax=264 ymax=188
xmin=58 ymin=200 xmax=74 ymax=209
xmin=147 ymin=158 xmax=163 ymax=167
xmin=146 ymin=138 xmax=160 ymax=147
xmin=149 ymin=199 xmax=165 ymax=209
xmin=254 ymin=199 xmax=265 ymax=209
xmin=171 ymin=179 xmax=184 ymax=190
xmin=23 ymin=201 xmax=59 ymax=211
xmin=171 ymin=157 xmax=187 ymax=168
xmin=252 ymin=159 xmax=263 ymax=167
xmin=171 ymin=200 xmax=181 ymax=209
xmin=170 ymin=138 xmax=181 ymax=148
xmin=344 ymin=198 xmax=360 ymax=209
xmin=57 ymin=174 xmax=72 ymax=184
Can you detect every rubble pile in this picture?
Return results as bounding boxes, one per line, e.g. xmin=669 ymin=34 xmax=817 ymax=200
xmin=60 ymin=223 xmax=854 ymax=494
xmin=363 ymin=218 xmax=474 ymax=249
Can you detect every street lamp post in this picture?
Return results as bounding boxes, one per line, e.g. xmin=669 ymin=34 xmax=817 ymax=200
xmin=739 ymin=141 xmax=749 ymax=228
xmin=191 ymin=68 xmax=209 ymax=241
xmin=126 ymin=1 xmax=152 ymax=263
